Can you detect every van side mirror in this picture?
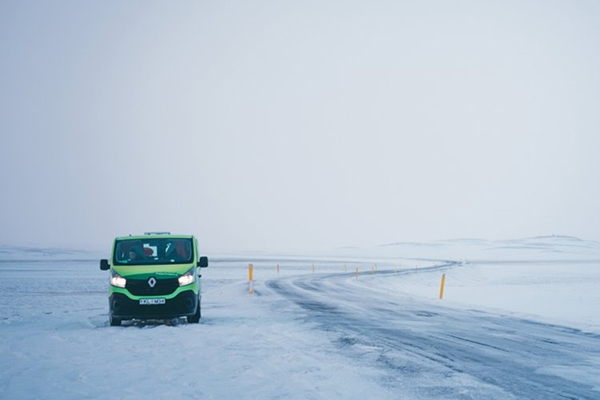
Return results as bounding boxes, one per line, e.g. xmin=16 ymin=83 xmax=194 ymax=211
xmin=199 ymin=256 xmax=208 ymax=268
xmin=100 ymin=259 xmax=110 ymax=271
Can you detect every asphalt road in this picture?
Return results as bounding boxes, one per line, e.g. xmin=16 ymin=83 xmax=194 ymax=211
xmin=267 ymin=267 xmax=600 ymax=399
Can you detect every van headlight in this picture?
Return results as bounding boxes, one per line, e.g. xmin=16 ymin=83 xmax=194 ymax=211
xmin=110 ymin=270 xmax=127 ymax=288
xmin=178 ymin=268 xmax=196 ymax=286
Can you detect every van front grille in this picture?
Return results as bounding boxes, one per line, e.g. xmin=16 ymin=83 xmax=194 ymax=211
xmin=125 ymin=277 xmax=179 ymax=296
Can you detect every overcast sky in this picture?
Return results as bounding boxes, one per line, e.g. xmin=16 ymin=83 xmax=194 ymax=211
xmin=1 ymin=0 xmax=599 ymax=253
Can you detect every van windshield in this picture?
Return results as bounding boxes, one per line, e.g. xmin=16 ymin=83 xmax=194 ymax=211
xmin=114 ymin=238 xmax=193 ymax=265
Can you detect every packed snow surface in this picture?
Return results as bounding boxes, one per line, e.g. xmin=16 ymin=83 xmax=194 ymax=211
xmin=1 ymin=236 xmax=599 ymax=399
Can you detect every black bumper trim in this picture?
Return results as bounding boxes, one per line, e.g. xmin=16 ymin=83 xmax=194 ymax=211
xmin=110 ymin=291 xmax=199 ymax=320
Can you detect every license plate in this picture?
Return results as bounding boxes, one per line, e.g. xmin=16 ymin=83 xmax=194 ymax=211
xmin=140 ymin=298 xmax=166 ymax=305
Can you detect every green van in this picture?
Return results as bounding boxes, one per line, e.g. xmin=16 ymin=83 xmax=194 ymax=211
xmin=100 ymin=232 xmax=208 ymax=326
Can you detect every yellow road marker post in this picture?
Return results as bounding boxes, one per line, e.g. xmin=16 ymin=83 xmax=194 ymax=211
xmin=249 ymin=263 xmax=254 ymax=295
xmin=439 ymin=274 xmax=446 ymax=299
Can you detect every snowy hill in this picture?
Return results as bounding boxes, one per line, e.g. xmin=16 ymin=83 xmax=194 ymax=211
xmin=333 ymin=235 xmax=600 ymax=261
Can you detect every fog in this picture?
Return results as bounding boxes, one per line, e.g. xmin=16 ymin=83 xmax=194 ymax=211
xmin=1 ymin=1 xmax=599 ymax=253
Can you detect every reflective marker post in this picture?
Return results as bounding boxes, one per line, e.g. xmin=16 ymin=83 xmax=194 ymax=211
xmin=249 ymin=263 xmax=254 ymax=295
xmin=439 ymin=274 xmax=446 ymax=299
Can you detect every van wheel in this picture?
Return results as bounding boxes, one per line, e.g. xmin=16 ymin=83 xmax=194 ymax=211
xmin=187 ymin=301 xmax=201 ymax=323
xmin=110 ymin=315 xmax=122 ymax=326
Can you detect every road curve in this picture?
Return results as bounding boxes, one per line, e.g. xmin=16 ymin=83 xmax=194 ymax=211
xmin=266 ymin=266 xmax=600 ymax=399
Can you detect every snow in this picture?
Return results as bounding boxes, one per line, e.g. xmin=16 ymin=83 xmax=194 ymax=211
xmin=363 ymin=260 xmax=600 ymax=333
xmin=1 ymin=237 xmax=599 ymax=399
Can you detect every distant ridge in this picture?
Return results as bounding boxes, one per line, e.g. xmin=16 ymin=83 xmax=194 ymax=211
xmin=378 ymin=235 xmax=599 ymax=248
xmin=0 ymin=245 xmax=102 ymax=260
xmin=332 ymin=235 xmax=600 ymax=260
xmin=378 ymin=241 xmax=444 ymax=248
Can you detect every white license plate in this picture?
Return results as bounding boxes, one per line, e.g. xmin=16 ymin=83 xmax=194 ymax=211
xmin=139 ymin=298 xmax=166 ymax=305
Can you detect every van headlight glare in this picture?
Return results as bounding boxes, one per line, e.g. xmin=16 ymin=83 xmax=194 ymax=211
xmin=110 ymin=271 xmax=127 ymax=288
xmin=178 ymin=269 xmax=195 ymax=286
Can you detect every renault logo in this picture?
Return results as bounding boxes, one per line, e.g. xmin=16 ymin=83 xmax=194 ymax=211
xmin=148 ymin=277 xmax=157 ymax=288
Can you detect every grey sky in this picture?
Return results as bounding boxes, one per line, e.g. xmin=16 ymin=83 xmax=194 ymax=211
xmin=1 ymin=1 xmax=599 ymax=253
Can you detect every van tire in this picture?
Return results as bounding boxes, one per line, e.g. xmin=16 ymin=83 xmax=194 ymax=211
xmin=110 ymin=315 xmax=122 ymax=326
xmin=187 ymin=301 xmax=201 ymax=323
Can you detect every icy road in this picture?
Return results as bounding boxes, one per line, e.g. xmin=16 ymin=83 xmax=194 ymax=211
xmin=1 ymin=247 xmax=599 ymax=399
xmin=268 ymin=264 xmax=600 ymax=399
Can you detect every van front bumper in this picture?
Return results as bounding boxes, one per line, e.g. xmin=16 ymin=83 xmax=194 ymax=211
xmin=109 ymin=291 xmax=199 ymax=320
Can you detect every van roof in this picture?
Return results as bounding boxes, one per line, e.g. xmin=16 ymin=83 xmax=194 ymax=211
xmin=115 ymin=234 xmax=195 ymax=241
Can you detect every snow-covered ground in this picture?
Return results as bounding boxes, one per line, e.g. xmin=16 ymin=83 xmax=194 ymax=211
xmin=1 ymin=236 xmax=599 ymax=399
